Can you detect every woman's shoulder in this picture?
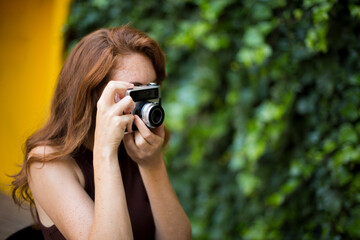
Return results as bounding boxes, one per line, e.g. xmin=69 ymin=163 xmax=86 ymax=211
xmin=28 ymin=146 xmax=85 ymax=188
xmin=27 ymin=146 xmax=90 ymax=230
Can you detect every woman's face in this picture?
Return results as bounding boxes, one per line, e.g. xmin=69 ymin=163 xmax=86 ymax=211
xmin=109 ymin=53 xmax=156 ymax=86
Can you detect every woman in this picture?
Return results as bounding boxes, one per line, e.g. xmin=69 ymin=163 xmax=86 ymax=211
xmin=11 ymin=26 xmax=192 ymax=240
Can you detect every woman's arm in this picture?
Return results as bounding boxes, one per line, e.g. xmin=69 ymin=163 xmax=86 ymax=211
xmin=90 ymin=149 xmax=133 ymax=239
xmin=124 ymin=116 xmax=192 ymax=240
xmin=139 ymin=157 xmax=192 ymax=240
xmin=90 ymin=80 xmax=135 ymax=239
xmin=29 ymin=81 xmax=136 ymax=240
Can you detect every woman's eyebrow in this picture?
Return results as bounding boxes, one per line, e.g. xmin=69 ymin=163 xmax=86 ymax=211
xmin=131 ymin=81 xmax=143 ymax=86
xmin=131 ymin=81 xmax=157 ymax=86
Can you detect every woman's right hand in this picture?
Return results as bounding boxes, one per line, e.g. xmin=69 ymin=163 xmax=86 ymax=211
xmin=94 ymin=81 xmax=135 ymax=157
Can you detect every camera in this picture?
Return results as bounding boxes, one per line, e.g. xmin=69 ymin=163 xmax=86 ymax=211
xmin=125 ymin=83 xmax=165 ymax=130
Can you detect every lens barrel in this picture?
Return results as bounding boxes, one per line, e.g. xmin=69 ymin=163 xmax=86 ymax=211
xmin=135 ymin=102 xmax=165 ymax=128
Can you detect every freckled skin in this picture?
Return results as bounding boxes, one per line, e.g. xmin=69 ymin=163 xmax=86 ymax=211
xmin=110 ymin=53 xmax=156 ymax=86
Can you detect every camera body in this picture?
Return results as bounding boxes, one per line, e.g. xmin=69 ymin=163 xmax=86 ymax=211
xmin=125 ymin=84 xmax=165 ymax=130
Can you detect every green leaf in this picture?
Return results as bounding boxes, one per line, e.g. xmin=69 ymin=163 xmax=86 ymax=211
xmin=339 ymin=123 xmax=358 ymax=144
xmin=305 ymin=24 xmax=329 ymax=52
xmin=252 ymin=3 xmax=272 ymax=21
xmin=349 ymin=4 xmax=360 ymax=19
xmin=266 ymin=192 xmax=285 ymax=206
xmin=236 ymin=172 xmax=260 ymax=196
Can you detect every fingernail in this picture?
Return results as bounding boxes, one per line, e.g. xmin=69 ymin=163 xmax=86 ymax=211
xmin=114 ymin=93 xmax=120 ymax=103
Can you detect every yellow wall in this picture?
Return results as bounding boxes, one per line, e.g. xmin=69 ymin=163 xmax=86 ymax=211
xmin=0 ymin=0 xmax=71 ymax=194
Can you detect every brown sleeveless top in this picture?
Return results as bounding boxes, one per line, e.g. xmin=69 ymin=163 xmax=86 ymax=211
xmin=37 ymin=144 xmax=155 ymax=240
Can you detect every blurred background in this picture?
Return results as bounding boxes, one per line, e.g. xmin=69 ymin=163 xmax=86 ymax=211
xmin=1 ymin=0 xmax=360 ymax=239
xmin=0 ymin=1 xmax=70 ymax=238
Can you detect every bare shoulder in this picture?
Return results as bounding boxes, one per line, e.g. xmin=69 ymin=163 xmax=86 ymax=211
xmin=27 ymin=146 xmax=93 ymax=234
xmin=28 ymin=146 xmax=83 ymax=189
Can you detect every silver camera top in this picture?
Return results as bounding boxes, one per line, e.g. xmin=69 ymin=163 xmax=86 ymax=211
xmin=125 ymin=84 xmax=161 ymax=103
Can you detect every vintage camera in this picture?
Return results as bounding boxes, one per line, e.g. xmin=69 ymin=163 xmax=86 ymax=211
xmin=125 ymin=84 xmax=165 ymax=130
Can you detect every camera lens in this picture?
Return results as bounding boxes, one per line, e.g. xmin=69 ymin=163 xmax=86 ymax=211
xmin=138 ymin=102 xmax=165 ymax=128
xmin=151 ymin=108 xmax=163 ymax=125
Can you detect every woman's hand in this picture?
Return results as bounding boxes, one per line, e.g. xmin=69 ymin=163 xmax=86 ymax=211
xmin=123 ymin=115 xmax=165 ymax=169
xmin=94 ymin=81 xmax=135 ymax=157
xmin=124 ymin=116 xmax=192 ymax=240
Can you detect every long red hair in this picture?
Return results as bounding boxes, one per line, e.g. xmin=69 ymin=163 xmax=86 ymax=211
xmin=11 ymin=26 xmax=167 ymax=212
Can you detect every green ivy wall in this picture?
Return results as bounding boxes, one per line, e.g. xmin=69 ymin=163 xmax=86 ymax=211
xmin=65 ymin=0 xmax=360 ymax=239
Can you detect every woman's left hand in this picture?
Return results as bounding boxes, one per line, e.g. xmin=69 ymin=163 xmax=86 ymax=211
xmin=123 ymin=115 xmax=165 ymax=169
xmin=124 ymin=116 xmax=192 ymax=240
